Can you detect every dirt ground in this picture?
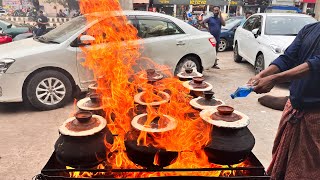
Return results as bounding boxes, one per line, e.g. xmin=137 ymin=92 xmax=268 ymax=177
xmin=0 ymin=51 xmax=289 ymax=179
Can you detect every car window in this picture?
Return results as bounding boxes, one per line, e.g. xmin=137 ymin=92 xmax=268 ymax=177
xmin=252 ymin=16 xmax=262 ymax=31
xmin=265 ymin=16 xmax=316 ymax=36
xmin=223 ymin=18 xmax=242 ymax=30
xmin=41 ymin=16 xmax=87 ymax=43
xmin=137 ymin=19 xmax=183 ymax=38
xmin=82 ymin=18 xmax=135 ymax=43
xmin=243 ymin=16 xmax=258 ymax=32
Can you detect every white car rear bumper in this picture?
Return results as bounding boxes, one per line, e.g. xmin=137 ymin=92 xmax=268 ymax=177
xmin=0 ymin=72 xmax=29 ymax=102
xmin=199 ymin=49 xmax=216 ymax=70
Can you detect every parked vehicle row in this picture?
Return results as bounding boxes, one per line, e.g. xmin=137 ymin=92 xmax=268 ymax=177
xmin=0 ymin=11 xmax=216 ymax=110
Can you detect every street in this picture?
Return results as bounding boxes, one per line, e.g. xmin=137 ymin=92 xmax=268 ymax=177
xmin=0 ymin=51 xmax=289 ymax=179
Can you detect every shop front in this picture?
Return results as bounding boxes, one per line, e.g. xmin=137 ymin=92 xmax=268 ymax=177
xmin=152 ymin=0 xmax=228 ymax=18
xmin=133 ymin=0 xmax=149 ymax=11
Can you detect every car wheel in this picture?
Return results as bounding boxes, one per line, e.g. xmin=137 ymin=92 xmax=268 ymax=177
xmin=218 ymin=39 xmax=228 ymax=52
xmin=233 ymin=43 xmax=242 ymax=63
xmin=25 ymin=70 xmax=73 ymax=111
xmin=255 ymin=54 xmax=265 ymax=75
xmin=174 ymin=56 xmax=202 ymax=75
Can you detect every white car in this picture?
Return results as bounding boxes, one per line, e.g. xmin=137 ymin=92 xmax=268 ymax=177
xmin=233 ymin=13 xmax=316 ymax=74
xmin=0 ymin=10 xmax=216 ymax=110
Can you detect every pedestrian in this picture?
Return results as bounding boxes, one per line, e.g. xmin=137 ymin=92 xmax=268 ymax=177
xmin=240 ymin=11 xmax=253 ymax=26
xmin=247 ymin=22 xmax=320 ymax=179
xmin=200 ymin=6 xmax=225 ymax=69
xmin=35 ymin=10 xmax=48 ymax=36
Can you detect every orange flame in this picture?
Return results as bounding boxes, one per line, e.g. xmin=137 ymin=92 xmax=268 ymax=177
xmin=67 ymin=0 xmax=253 ymax=178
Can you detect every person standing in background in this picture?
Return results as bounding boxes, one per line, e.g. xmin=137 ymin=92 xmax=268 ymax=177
xmin=201 ymin=6 xmax=225 ymax=69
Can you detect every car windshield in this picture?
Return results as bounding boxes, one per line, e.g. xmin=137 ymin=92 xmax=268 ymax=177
xmin=223 ymin=18 xmax=242 ymax=30
xmin=40 ymin=16 xmax=88 ymax=43
xmin=265 ymin=16 xmax=316 ymax=35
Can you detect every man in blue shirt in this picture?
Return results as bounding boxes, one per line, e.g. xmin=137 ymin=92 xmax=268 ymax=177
xmin=201 ymin=6 xmax=225 ymax=69
xmin=247 ymin=22 xmax=320 ymax=179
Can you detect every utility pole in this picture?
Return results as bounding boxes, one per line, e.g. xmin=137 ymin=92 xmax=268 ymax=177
xmin=119 ymin=0 xmax=133 ymax=10
xmin=315 ymin=0 xmax=320 ymax=21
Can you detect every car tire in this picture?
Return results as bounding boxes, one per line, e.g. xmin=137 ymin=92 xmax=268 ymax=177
xmin=174 ymin=56 xmax=202 ymax=75
xmin=255 ymin=54 xmax=265 ymax=75
xmin=218 ymin=39 xmax=228 ymax=52
xmin=233 ymin=43 xmax=242 ymax=63
xmin=25 ymin=70 xmax=73 ymax=111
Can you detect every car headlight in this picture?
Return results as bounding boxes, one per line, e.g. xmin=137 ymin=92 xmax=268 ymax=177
xmin=270 ymin=44 xmax=282 ymax=54
xmin=0 ymin=58 xmax=15 ymax=74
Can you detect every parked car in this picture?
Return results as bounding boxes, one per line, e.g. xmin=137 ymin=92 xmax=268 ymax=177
xmin=233 ymin=13 xmax=316 ymax=74
xmin=0 ymin=9 xmax=8 ymax=16
xmin=0 ymin=19 xmax=31 ymax=38
xmin=0 ymin=34 xmax=12 ymax=44
xmin=0 ymin=11 xmax=216 ymax=110
xmin=219 ymin=16 xmax=243 ymax=52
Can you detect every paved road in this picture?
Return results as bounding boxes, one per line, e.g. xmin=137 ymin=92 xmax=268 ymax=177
xmin=0 ymin=51 xmax=289 ymax=179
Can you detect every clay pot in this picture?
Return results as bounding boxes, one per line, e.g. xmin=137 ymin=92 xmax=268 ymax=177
xmin=54 ymin=111 xmax=114 ymax=168
xmin=203 ymin=91 xmax=215 ymax=100
xmin=124 ymin=130 xmax=178 ymax=168
xmin=217 ymin=105 xmax=234 ymax=115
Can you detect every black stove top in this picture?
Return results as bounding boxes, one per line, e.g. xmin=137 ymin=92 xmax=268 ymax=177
xmin=34 ymin=151 xmax=270 ymax=180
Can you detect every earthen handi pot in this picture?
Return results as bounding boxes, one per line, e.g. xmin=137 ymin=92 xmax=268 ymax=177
xmin=204 ymin=91 xmax=215 ymax=100
xmin=90 ymin=93 xmax=101 ymax=105
xmin=200 ymin=106 xmax=255 ymax=165
xmin=77 ymin=93 xmax=105 ymax=117
xmin=146 ymin=69 xmax=156 ymax=77
xmin=217 ymin=105 xmax=234 ymax=115
xmin=54 ymin=111 xmax=114 ymax=168
xmin=193 ymin=77 xmax=205 ymax=84
xmin=124 ymin=130 xmax=178 ymax=168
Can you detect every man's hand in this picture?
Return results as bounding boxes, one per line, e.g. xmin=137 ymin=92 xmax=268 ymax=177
xmin=247 ymin=74 xmax=261 ymax=86
xmin=253 ymin=75 xmax=277 ymax=94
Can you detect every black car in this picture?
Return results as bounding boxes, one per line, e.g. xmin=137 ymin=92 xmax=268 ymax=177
xmin=218 ymin=16 xmax=244 ymax=52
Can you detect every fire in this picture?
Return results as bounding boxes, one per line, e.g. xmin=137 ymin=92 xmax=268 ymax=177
xmin=66 ymin=0 xmax=252 ymax=178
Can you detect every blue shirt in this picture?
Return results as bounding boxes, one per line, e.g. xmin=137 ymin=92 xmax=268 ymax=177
xmin=203 ymin=16 xmax=222 ymax=42
xmin=271 ymin=22 xmax=320 ymax=110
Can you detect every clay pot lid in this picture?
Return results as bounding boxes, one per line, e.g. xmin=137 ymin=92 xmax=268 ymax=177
xmin=77 ymin=93 xmax=103 ymax=110
xmin=139 ymin=69 xmax=163 ymax=81
xmin=131 ymin=113 xmax=177 ymax=133
xmin=59 ymin=111 xmax=107 ymax=136
xmin=177 ymin=68 xmax=203 ymax=79
xmin=200 ymin=106 xmax=250 ymax=129
xmin=182 ymin=78 xmax=213 ymax=92
xmin=134 ymin=91 xmax=170 ymax=106
xmin=190 ymin=96 xmax=225 ymax=110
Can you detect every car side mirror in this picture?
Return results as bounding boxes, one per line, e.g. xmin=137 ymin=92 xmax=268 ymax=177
xmin=79 ymin=35 xmax=95 ymax=45
xmin=252 ymin=28 xmax=260 ymax=38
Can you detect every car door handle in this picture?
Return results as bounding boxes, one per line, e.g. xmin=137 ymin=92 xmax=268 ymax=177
xmin=176 ymin=41 xmax=186 ymax=46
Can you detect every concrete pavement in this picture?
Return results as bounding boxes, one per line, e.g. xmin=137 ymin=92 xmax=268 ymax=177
xmin=0 ymin=51 xmax=289 ymax=179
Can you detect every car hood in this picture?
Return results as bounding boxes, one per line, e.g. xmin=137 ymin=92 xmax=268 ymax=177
xmin=265 ymin=35 xmax=296 ymax=49
xmin=0 ymin=38 xmax=58 ymax=59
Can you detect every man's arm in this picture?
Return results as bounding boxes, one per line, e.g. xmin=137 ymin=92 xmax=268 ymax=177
xmin=253 ymin=62 xmax=310 ymax=94
xmin=200 ymin=18 xmax=209 ymax=31
xmin=219 ymin=11 xmax=225 ymax=26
